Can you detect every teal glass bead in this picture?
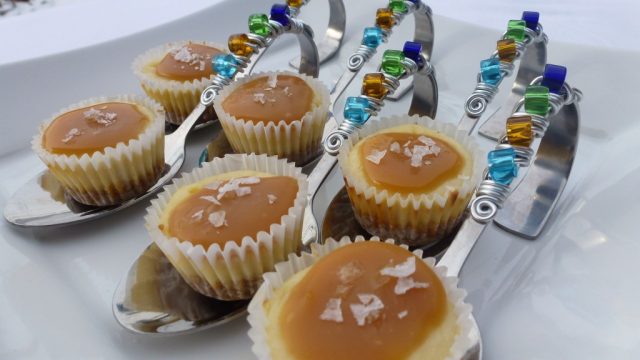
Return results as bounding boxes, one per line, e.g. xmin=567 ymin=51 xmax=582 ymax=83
xmin=362 ymin=27 xmax=384 ymax=48
xmin=480 ymin=58 xmax=502 ymax=85
xmin=343 ymin=97 xmax=370 ymax=124
xmin=488 ymin=148 xmax=518 ymax=185
xmin=524 ymin=86 xmax=550 ymax=116
xmin=212 ymin=54 xmax=238 ymax=78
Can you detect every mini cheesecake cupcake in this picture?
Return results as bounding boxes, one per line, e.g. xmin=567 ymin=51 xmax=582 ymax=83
xmin=145 ymin=154 xmax=308 ymax=300
xmin=248 ymin=237 xmax=474 ymax=360
xmin=133 ymin=40 xmax=225 ymax=125
xmin=32 ymin=95 xmax=165 ymax=206
xmin=213 ymin=71 xmax=330 ymax=165
xmin=337 ymin=115 xmax=483 ymax=247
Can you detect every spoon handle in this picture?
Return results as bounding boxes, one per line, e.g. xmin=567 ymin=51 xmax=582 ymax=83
xmin=164 ymin=103 xmax=207 ymax=163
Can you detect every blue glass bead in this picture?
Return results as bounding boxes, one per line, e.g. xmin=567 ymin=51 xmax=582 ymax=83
xmin=521 ymin=11 xmax=540 ymax=30
xmin=362 ymin=27 xmax=384 ymax=48
xmin=480 ymin=58 xmax=502 ymax=85
xmin=343 ymin=97 xmax=371 ymax=124
xmin=541 ymin=64 xmax=567 ymax=94
xmin=270 ymin=4 xmax=291 ymax=26
xmin=402 ymin=41 xmax=424 ymax=67
xmin=212 ymin=54 xmax=238 ymax=78
xmin=488 ymin=148 xmax=518 ymax=185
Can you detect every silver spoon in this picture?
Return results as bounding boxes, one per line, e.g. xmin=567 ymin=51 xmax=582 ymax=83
xmin=3 ymin=19 xmax=319 ymax=227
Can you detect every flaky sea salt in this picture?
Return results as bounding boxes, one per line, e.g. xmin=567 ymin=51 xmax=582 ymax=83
xmin=398 ymin=310 xmax=408 ymax=319
xmin=338 ymin=262 xmax=363 ymax=284
xmin=172 ymin=46 xmax=196 ymax=63
xmin=366 ymin=149 xmax=387 ymax=165
xmin=410 ymin=145 xmax=432 ymax=168
xmin=267 ymin=194 xmax=278 ymax=204
xmin=320 ymin=298 xmax=343 ymax=323
xmin=394 ymin=276 xmax=429 ymax=295
xmin=235 ymin=186 xmax=252 ymax=197
xmin=389 ymin=141 xmax=401 ymax=153
xmin=191 ymin=209 xmax=204 ymax=221
xmin=216 ymin=177 xmax=261 ymax=200
xmin=350 ymin=294 xmax=384 ymax=326
xmin=83 ymin=107 xmax=117 ymax=126
xmin=204 ymin=181 xmax=222 ymax=190
xmin=267 ymin=73 xmax=278 ymax=88
xmin=380 ymin=256 xmax=416 ymax=278
xmin=208 ymin=211 xmax=227 ymax=227
xmin=61 ymin=128 xmax=82 ymax=143
xmin=200 ymin=195 xmax=221 ymax=205
xmin=253 ymin=93 xmax=266 ymax=104
xmin=418 ymin=135 xmax=436 ymax=146
xmin=283 ymin=86 xmax=291 ymax=96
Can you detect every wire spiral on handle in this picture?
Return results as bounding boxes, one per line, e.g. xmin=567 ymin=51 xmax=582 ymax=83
xmin=464 ymin=23 xmax=547 ymax=118
xmin=470 ymin=178 xmax=511 ymax=223
xmin=201 ymin=19 xmax=306 ymax=106
xmin=324 ymin=58 xmax=421 ymax=155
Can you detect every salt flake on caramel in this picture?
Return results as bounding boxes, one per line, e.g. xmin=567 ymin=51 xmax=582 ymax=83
xmin=394 ymin=276 xmax=429 ymax=295
xmin=200 ymin=195 xmax=221 ymax=205
xmin=267 ymin=194 xmax=278 ymax=204
xmin=320 ymin=298 xmax=343 ymax=323
xmin=208 ymin=210 xmax=227 ymax=227
xmin=349 ymin=294 xmax=384 ymax=326
xmin=366 ymin=149 xmax=387 ymax=165
xmin=380 ymin=256 xmax=416 ymax=278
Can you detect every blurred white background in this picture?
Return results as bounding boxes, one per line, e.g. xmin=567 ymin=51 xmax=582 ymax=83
xmin=0 ymin=0 xmax=636 ymax=65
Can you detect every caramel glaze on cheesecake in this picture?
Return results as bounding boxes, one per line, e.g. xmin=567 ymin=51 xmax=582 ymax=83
xmin=272 ymin=241 xmax=451 ymax=360
xmin=221 ymin=74 xmax=313 ymax=124
xmin=160 ymin=172 xmax=299 ymax=247
xmin=155 ymin=43 xmax=223 ymax=81
xmin=359 ymin=132 xmax=464 ymax=195
xmin=42 ymin=102 xmax=150 ymax=156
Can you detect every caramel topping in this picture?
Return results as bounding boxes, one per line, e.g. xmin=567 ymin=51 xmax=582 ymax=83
xmin=360 ymin=132 xmax=463 ymax=194
xmin=165 ymin=176 xmax=298 ymax=247
xmin=221 ymin=74 xmax=313 ymax=124
xmin=42 ymin=102 xmax=149 ymax=156
xmin=280 ymin=241 xmax=447 ymax=360
xmin=155 ymin=43 xmax=222 ymax=81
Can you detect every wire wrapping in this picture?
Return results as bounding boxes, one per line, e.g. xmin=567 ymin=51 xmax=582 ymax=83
xmin=200 ymin=19 xmax=305 ymax=105
xmin=464 ymin=24 xmax=547 ymax=118
xmin=323 ymin=57 xmax=425 ymax=155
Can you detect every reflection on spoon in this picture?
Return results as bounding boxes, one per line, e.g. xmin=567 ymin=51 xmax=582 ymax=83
xmin=113 ymin=243 xmax=249 ymax=335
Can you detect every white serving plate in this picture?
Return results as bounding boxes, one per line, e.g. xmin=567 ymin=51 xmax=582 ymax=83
xmin=1 ymin=1 xmax=640 ymax=359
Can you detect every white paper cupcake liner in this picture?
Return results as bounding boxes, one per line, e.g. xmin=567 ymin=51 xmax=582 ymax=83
xmin=132 ymin=40 xmax=226 ymax=125
xmin=247 ymin=236 xmax=475 ymax=360
xmin=32 ymin=95 xmax=165 ymax=206
xmin=213 ymin=70 xmax=330 ymax=165
xmin=336 ymin=115 xmax=485 ymax=247
xmin=145 ymin=153 xmax=308 ymax=300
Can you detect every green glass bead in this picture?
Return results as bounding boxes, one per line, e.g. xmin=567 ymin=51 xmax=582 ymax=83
xmin=505 ymin=20 xmax=526 ymax=42
xmin=381 ymin=50 xmax=405 ymax=77
xmin=388 ymin=0 xmax=407 ymax=13
xmin=524 ymin=86 xmax=550 ymax=116
xmin=248 ymin=13 xmax=270 ymax=36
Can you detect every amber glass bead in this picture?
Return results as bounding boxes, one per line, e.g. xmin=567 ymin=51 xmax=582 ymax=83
xmin=287 ymin=0 xmax=304 ymax=7
xmin=376 ymin=8 xmax=395 ymax=29
xmin=362 ymin=73 xmax=388 ymax=99
xmin=228 ymin=34 xmax=254 ymax=57
xmin=497 ymin=39 xmax=516 ymax=63
xmin=506 ymin=115 xmax=533 ymax=147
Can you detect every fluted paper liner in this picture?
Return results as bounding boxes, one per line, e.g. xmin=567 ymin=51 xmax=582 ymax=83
xmin=145 ymin=154 xmax=308 ymax=300
xmin=337 ymin=115 xmax=484 ymax=247
xmin=247 ymin=236 xmax=475 ymax=360
xmin=132 ymin=40 xmax=225 ymax=125
xmin=213 ymin=70 xmax=330 ymax=165
xmin=32 ymin=95 xmax=165 ymax=206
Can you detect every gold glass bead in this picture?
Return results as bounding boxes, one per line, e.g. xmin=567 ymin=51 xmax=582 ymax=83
xmin=287 ymin=0 xmax=304 ymax=7
xmin=362 ymin=73 xmax=388 ymax=99
xmin=497 ymin=39 xmax=517 ymax=63
xmin=376 ymin=8 xmax=395 ymax=29
xmin=506 ymin=115 xmax=533 ymax=147
xmin=228 ymin=33 xmax=254 ymax=57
